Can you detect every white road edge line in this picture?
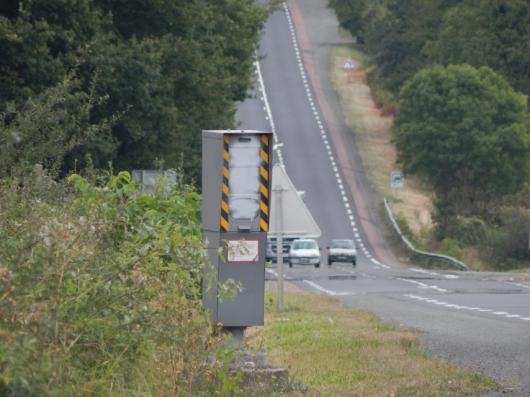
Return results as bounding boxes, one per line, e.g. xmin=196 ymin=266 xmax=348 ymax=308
xmin=303 ymin=280 xmax=355 ymax=296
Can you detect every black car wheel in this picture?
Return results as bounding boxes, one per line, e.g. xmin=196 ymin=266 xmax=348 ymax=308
xmin=327 ymin=260 xmax=332 ymax=266
xmin=288 ymin=262 xmax=293 ymax=268
xmin=314 ymin=263 xmax=320 ymax=268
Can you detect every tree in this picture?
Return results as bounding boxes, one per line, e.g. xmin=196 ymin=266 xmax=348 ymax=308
xmin=328 ymin=0 xmax=367 ymax=36
xmin=0 ymin=0 xmax=268 ymax=183
xmin=76 ymin=0 xmax=267 ymax=182
xmin=329 ymin=0 xmax=459 ymax=93
xmin=393 ymin=64 xmax=530 ymax=219
xmin=0 ymin=75 xmax=109 ymax=177
xmin=427 ymin=0 xmax=530 ymax=97
xmin=363 ymin=0 xmax=444 ymax=92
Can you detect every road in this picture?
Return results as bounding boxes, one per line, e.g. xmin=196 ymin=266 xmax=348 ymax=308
xmin=236 ymin=1 xmax=530 ymax=395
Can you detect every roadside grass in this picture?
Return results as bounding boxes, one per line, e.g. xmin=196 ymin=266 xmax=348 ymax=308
xmin=329 ymin=36 xmax=433 ymax=238
xmin=248 ymin=291 xmax=497 ymax=397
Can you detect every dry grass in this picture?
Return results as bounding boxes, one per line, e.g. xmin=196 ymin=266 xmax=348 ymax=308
xmin=329 ymin=42 xmax=433 ymax=236
xmin=248 ymin=291 xmax=497 ymax=397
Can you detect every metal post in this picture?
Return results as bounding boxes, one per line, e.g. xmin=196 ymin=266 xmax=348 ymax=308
xmin=275 ymin=185 xmax=284 ymax=310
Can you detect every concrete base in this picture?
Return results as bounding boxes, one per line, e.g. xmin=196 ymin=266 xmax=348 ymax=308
xmin=229 ymin=350 xmax=288 ymax=386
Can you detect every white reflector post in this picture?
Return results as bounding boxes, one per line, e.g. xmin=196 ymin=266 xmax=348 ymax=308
xmin=228 ymin=135 xmax=262 ymax=221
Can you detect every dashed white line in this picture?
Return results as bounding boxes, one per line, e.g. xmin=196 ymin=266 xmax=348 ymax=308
xmin=405 ymin=294 xmax=530 ymax=324
xmin=281 ymin=2 xmax=392 ymax=272
xmin=398 ymin=278 xmax=449 ymax=293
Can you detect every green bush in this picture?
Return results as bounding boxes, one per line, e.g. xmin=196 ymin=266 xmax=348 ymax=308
xmin=445 ymin=216 xmax=488 ymax=245
xmin=480 ymin=208 xmax=530 ymax=269
xmin=0 ymin=171 xmax=242 ymax=396
xmin=438 ymin=238 xmax=463 ymax=260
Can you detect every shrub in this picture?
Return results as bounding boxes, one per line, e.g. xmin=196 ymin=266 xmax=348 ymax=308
xmin=480 ymin=207 xmax=530 ymax=269
xmin=438 ymin=238 xmax=463 ymax=260
xmin=445 ymin=216 xmax=488 ymax=245
xmin=0 ymin=171 xmax=241 ymax=396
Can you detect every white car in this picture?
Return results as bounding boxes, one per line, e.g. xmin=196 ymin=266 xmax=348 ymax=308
xmin=327 ymin=239 xmax=357 ymax=267
xmin=288 ymin=239 xmax=321 ymax=268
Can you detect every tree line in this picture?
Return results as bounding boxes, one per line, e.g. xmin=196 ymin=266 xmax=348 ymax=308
xmin=0 ymin=0 xmax=268 ymax=183
xmin=329 ymin=0 xmax=530 ymax=267
xmin=329 ymin=0 xmax=530 ymax=98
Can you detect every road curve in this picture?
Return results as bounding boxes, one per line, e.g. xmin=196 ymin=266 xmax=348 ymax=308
xmin=236 ymin=1 xmax=530 ymax=395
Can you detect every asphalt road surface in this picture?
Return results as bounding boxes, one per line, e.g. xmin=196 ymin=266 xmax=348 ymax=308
xmin=236 ymin=1 xmax=530 ymax=395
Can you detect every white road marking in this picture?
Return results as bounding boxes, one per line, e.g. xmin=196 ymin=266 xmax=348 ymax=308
xmin=303 ymin=280 xmax=355 ymax=296
xmin=511 ymin=282 xmax=530 ymax=289
xmin=255 ymin=59 xmax=284 ymax=165
xmin=397 ymin=278 xmax=449 ymax=293
xmin=406 ymin=294 xmax=530 ymax=324
xmin=369 ymin=258 xmax=390 ymax=269
xmin=410 ymin=267 xmax=460 ymax=280
xmin=410 ymin=268 xmax=439 ymax=277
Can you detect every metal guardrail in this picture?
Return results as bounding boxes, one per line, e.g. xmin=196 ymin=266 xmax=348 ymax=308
xmin=383 ymin=198 xmax=469 ymax=271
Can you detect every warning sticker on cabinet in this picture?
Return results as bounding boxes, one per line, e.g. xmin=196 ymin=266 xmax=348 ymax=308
xmin=227 ymin=240 xmax=259 ymax=263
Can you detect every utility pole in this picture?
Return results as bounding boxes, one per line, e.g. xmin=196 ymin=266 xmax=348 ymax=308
xmin=274 ymin=184 xmax=287 ymax=310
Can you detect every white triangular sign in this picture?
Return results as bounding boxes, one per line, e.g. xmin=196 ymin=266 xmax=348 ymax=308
xmin=269 ymin=164 xmax=321 ymax=238
xmin=343 ymin=58 xmax=355 ymax=70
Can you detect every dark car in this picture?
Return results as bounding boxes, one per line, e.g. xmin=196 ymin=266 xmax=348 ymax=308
xmin=266 ymin=237 xmax=296 ymax=263
xmin=327 ymin=239 xmax=357 ymax=267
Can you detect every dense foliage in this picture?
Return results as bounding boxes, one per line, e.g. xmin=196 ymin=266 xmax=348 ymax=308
xmin=394 ymin=65 xmax=530 ymax=218
xmin=393 ymin=65 xmax=530 ymax=266
xmin=0 ymin=0 xmax=267 ymax=182
xmin=0 ymin=170 xmax=245 ymax=395
xmin=328 ymin=0 xmax=530 ymax=99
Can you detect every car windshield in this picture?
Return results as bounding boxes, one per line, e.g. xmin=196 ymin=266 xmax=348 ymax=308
xmin=292 ymin=240 xmax=317 ymax=250
xmin=331 ymin=240 xmax=354 ymax=249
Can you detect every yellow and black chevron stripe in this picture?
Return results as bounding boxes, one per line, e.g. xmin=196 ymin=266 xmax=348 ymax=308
xmin=220 ymin=135 xmax=230 ymax=232
xmin=259 ymin=134 xmax=270 ymax=232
